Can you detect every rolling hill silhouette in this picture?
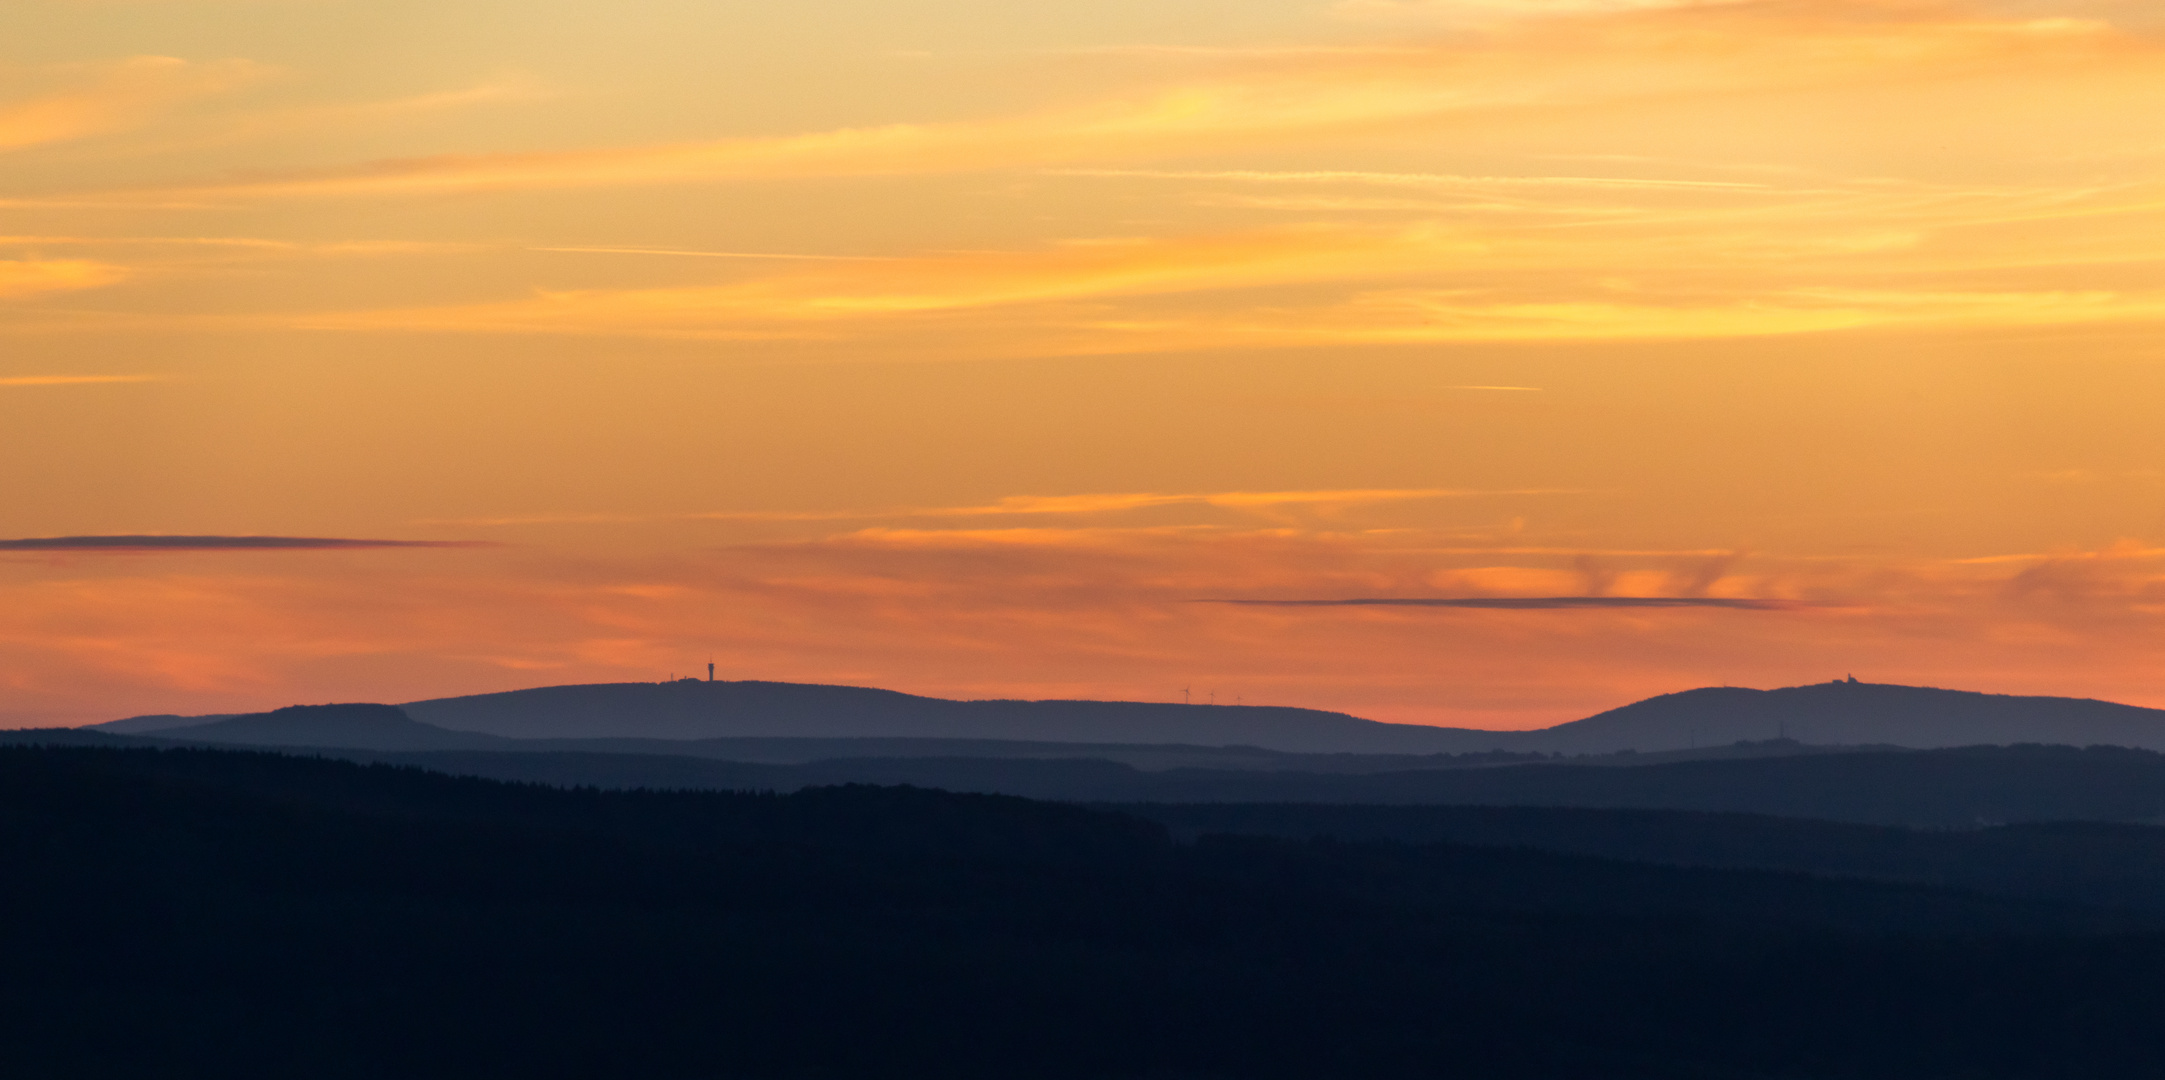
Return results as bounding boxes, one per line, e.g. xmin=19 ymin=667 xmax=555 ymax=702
xmin=396 ymin=680 xmax=1479 ymax=753
xmin=391 ymin=678 xmax=2165 ymax=753
xmin=1536 ymin=679 xmax=2165 ymax=753
xmin=150 ymin=703 xmax=506 ymax=752
xmin=94 ymin=712 xmax=239 ymax=734
xmin=95 ymin=677 xmax=2165 ymax=756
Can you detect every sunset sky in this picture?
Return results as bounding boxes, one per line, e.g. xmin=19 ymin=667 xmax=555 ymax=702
xmin=5 ymin=0 xmax=2164 ymax=728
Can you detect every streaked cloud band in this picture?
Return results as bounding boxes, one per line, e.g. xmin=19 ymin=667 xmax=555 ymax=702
xmin=0 ymin=536 xmax=492 ymax=552
xmin=1205 ymin=596 xmax=1795 ymax=609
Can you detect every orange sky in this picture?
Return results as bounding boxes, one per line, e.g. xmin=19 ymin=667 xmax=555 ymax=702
xmin=4 ymin=0 xmax=2164 ymax=727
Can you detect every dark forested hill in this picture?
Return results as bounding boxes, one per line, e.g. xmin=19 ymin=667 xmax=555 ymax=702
xmin=225 ymin=742 xmax=2165 ymax=827
xmin=1124 ymin=803 xmax=2165 ymax=914
xmin=23 ymin=726 xmax=2165 ymax=826
xmin=12 ymin=743 xmax=2165 ymax=1079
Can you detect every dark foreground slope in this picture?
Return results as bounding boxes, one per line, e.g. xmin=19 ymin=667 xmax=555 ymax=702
xmin=1127 ymin=804 xmax=2165 ymax=914
xmin=11 ymin=745 xmax=2165 ymax=1080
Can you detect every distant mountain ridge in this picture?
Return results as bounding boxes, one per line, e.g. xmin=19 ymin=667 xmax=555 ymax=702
xmin=1539 ymin=680 xmax=2165 ymax=754
xmin=395 ymin=678 xmax=2165 ymax=754
xmin=97 ymin=712 xmax=238 ymax=734
xmin=396 ymin=680 xmax=1476 ymax=754
xmin=90 ymin=677 xmax=2165 ymax=756
xmin=140 ymin=703 xmax=508 ymax=752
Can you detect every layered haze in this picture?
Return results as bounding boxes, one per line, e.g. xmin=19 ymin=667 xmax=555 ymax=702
xmin=5 ymin=0 xmax=2165 ymax=726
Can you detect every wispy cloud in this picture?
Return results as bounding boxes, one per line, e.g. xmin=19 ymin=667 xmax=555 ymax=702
xmin=0 ymin=536 xmax=492 ymax=552
xmin=530 ymin=246 xmax=895 ymax=262
xmin=1053 ymin=284 xmax=2165 ymax=351
xmin=1954 ymin=542 xmax=2165 ymax=566
xmin=36 ymin=3 xmax=2138 ymax=204
xmin=0 ymin=375 xmax=156 ymax=388
xmin=1334 ymin=0 xmax=1751 ymax=26
xmin=0 ymin=56 xmax=263 ymax=153
xmin=0 ymin=258 xmax=129 ymax=298
xmin=1202 ymin=596 xmax=1796 ymax=609
xmin=305 ymin=227 xmax=1473 ymax=335
xmin=426 ymin=487 xmax=1586 ymax=528
xmin=287 ymin=158 xmax=2165 ymax=346
xmin=1056 ymin=168 xmax=1773 ymax=191
xmin=11 ymin=3 xmax=2161 ymax=354
xmin=1041 ymin=44 xmax=1439 ymax=59
xmin=0 ymin=235 xmax=291 ymax=249
xmin=306 ymin=79 xmax=548 ymax=123
xmin=0 ymin=235 xmax=477 ymax=257
xmin=914 ymin=487 xmax=1577 ymax=516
